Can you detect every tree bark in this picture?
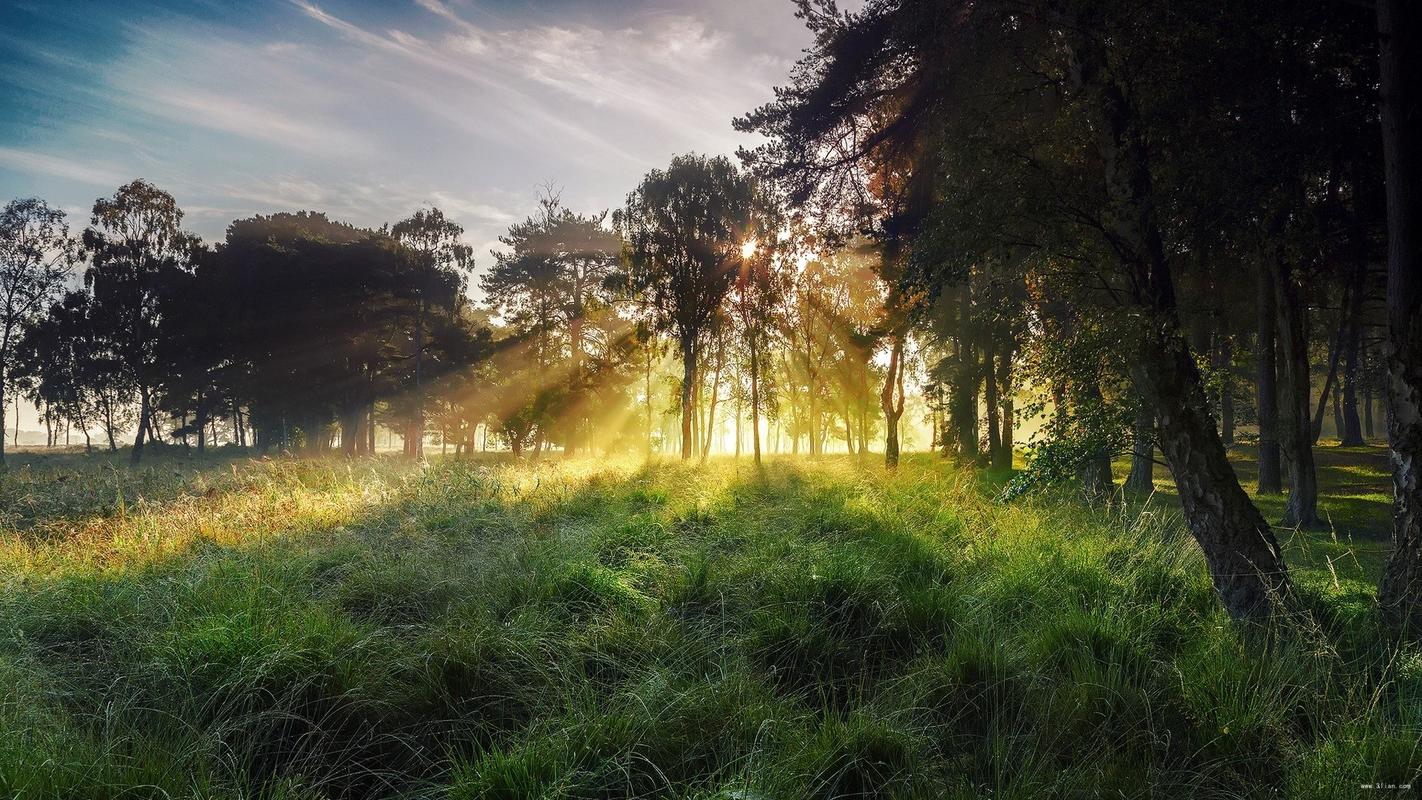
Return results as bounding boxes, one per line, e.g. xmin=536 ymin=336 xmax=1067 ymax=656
xmin=985 ymin=335 xmax=1002 ymax=466
xmin=413 ymin=287 xmax=425 ymax=460
xmin=1258 ymin=265 xmax=1284 ymax=493
xmin=1275 ymin=256 xmax=1320 ymax=527
xmin=1378 ymin=0 xmax=1422 ymax=635
xmin=130 ymin=387 xmax=150 ymax=466
xmin=1310 ymin=309 xmax=1348 ymax=444
xmin=1217 ymin=337 xmax=1235 ymax=445
xmin=881 ymin=336 xmax=905 ymax=469
xmin=1073 ymin=29 xmax=1293 ymax=620
xmin=1076 ymin=379 xmax=1115 ymax=499
xmin=1125 ymin=404 xmax=1155 ymax=494
xmin=1365 ymin=375 xmax=1375 ymax=439
xmin=750 ymin=337 xmax=762 ymax=465
xmin=1342 ymin=269 xmax=1367 ymax=446
xmin=679 ymin=335 xmax=695 ymax=460
xmin=0 ymin=363 xmax=7 ymax=465
xmin=997 ymin=346 xmax=1014 ymax=470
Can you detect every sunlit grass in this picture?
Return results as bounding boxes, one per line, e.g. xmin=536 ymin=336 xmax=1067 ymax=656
xmin=0 ymin=450 xmax=1417 ymax=798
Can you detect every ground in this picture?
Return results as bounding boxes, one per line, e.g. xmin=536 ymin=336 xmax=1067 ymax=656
xmin=0 ymin=446 xmax=1417 ymax=799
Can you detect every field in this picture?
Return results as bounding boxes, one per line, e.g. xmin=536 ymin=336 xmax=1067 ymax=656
xmin=0 ymin=447 xmax=1419 ymax=798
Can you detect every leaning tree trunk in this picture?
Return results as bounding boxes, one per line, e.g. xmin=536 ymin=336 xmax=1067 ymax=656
xmin=1073 ymin=31 xmax=1293 ymax=621
xmin=1310 ymin=311 xmax=1347 ymax=444
xmin=1275 ymin=256 xmax=1320 ymax=527
xmin=1377 ymin=0 xmax=1422 ymax=635
xmin=130 ymin=387 xmax=150 ymax=466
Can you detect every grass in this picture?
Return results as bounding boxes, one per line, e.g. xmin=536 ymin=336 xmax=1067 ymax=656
xmin=0 ymin=447 xmax=1418 ymax=798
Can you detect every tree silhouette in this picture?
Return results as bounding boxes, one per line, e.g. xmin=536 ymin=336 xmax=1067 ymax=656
xmin=81 ymin=180 xmax=197 ymax=465
xmin=618 ymin=154 xmax=756 ymax=460
xmin=0 ymin=198 xmax=78 ymax=464
xmin=391 ymin=208 xmax=473 ymax=459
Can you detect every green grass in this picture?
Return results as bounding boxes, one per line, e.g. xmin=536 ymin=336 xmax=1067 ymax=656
xmin=0 ymin=449 xmax=1418 ymax=798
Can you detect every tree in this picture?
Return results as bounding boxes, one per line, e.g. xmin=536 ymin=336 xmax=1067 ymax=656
xmin=618 ymin=154 xmax=756 ymax=460
xmin=391 ymin=207 xmax=473 ymax=459
xmin=737 ymin=0 xmax=1330 ymax=621
xmin=1377 ymin=0 xmax=1422 ymax=634
xmin=483 ymin=193 xmax=622 ymax=455
xmin=0 ymin=198 xmax=78 ymax=464
xmin=729 ymin=190 xmax=789 ymax=465
xmin=81 ymin=180 xmax=197 ymax=465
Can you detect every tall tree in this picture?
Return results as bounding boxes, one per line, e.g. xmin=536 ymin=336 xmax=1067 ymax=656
xmin=738 ymin=0 xmax=1313 ymax=620
xmin=1377 ymin=0 xmax=1422 ymax=634
xmin=483 ymin=193 xmax=622 ymax=455
xmin=618 ymin=154 xmax=756 ymax=460
xmin=729 ymin=192 xmax=789 ymax=466
xmin=391 ymin=207 xmax=473 ymax=459
xmin=81 ymin=180 xmax=196 ymax=465
xmin=0 ymin=198 xmax=78 ymax=464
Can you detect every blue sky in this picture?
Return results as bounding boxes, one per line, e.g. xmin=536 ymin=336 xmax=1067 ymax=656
xmin=0 ymin=0 xmax=811 ymax=254
xmin=0 ymin=0 xmax=814 ymax=434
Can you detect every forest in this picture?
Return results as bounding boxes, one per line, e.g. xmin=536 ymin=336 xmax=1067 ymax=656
xmin=0 ymin=0 xmax=1419 ymax=797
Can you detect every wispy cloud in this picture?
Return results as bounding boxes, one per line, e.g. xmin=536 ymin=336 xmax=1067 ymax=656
xmin=1 ymin=0 xmax=810 ymax=243
xmin=0 ymin=146 xmax=127 ymax=187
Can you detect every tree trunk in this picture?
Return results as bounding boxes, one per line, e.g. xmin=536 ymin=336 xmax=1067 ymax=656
xmin=1365 ymin=376 xmax=1375 ymax=439
xmin=985 ymin=336 xmax=1002 ymax=466
xmin=413 ymin=289 xmax=426 ymax=460
xmin=646 ymin=346 xmax=655 ymax=457
xmin=566 ymin=314 xmax=583 ymax=457
xmin=1378 ymin=0 xmax=1422 ymax=635
xmin=881 ymin=336 xmax=905 ymax=469
xmin=131 ymin=387 xmax=150 ymax=466
xmin=1076 ymin=380 xmax=1115 ymax=499
xmin=1342 ymin=269 xmax=1367 ymax=446
xmin=1217 ymin=338 xmax=1235 ymax=445
xmin=808 ymin=381 xmax=820 ymax=456
xmin=1258 ymin=265 xmax=1284 ymax=493
xmin=0 ymin=364 xmax=6 ymax=465
xmin=735 ymin=393 xmax=743 ymax=459
xmin=1073 ymin=30 xmax=1293 ymax=620
xmin=1333 ymin=380 xmax=1345 ymax=443
xmin=1276 ymin=256 xmax=1320 ymax=527
xmin=1310 ymin=309 xmax=1347 ymax=444
xmin=750 ymin=338 xmax=762 ymax=465
xmin=997 ymin=345 xmax=1015 ymax=470
xmin=196 ymin=404 xmax=206 ymax=454
xmin=679 ymin=336 xmax=695 ymax=460
xmin=1125 ymin=404 xmax=1155 ymax=494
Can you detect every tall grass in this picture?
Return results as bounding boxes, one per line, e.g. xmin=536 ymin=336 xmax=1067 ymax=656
xmin=0 ymin=452 xmax=1417 ymax=798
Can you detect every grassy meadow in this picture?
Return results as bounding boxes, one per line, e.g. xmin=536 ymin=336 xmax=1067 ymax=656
xmin=0 ymin=447 xmax=1419 ymax=798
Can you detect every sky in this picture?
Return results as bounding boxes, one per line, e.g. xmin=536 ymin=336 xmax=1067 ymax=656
xmin=0 ymin=0 xmax=813 ymax=254
xmin=0 ymin=0 xmax=815 ymax=435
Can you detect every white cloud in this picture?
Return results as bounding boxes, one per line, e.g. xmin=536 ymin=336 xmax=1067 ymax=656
xmin=0 ymin=146 xmax=127 ymax=187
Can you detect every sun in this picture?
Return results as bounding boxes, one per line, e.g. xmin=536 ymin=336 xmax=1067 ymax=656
xmin=740 ymin=238 xmax=758 ymax=259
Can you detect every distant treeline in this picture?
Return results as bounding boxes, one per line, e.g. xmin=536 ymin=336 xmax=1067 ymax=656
xmin=0 ymin=156 xmax=893 ymax=468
